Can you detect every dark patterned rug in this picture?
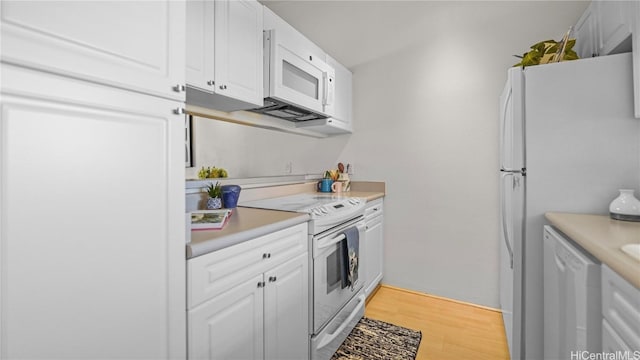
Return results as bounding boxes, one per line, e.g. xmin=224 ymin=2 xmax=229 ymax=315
xmin=331 ymin=317 xmax=422 ymax=360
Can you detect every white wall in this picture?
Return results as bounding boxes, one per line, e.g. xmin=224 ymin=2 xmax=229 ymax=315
xmin=335 ymin=2 xmax=588 ymax=308
xmin=189 ymin=1 xmax=588 ymax=308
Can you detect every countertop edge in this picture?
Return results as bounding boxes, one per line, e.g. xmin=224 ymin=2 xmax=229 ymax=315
xmin=545 ymin=212 xmax=640 ymax=289
xmin=187 ymin=214 xmax=309 ymax=259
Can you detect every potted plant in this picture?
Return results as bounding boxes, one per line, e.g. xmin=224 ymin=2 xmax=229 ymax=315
xmin=205 ymin=181 xmax=223 ymax=209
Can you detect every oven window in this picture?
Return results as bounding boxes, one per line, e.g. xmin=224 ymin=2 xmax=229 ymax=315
xmin=326 ymin=244 xmax=343 ymax=293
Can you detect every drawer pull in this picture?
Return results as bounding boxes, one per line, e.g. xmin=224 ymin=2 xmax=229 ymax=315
xmin=269 ymin=276 xmax=277 ymax=282
xmin=262 ymin=253 xmax=272 ymax=259
xmin=257 ymin=281 xmax=265 ymax=288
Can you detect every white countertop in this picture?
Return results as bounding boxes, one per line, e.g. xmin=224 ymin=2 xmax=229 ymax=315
xmin=187 ymin=207 xmax=309 ymax=259
xmin=186 ymin=181 xmax=385 ymax=259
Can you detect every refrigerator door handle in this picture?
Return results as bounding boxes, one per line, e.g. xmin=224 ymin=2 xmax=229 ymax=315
xmin=500 ymin=86 xmax=512 ymax=171
xmin=501 ymin=173 xmax=515 ymax=269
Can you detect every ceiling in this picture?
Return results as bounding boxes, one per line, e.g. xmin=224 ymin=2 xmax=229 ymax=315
xmin=260 ymin=1 xmax=590 ymax=69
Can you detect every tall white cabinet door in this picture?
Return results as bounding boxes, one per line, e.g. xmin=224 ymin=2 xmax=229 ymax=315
xmin=364 ymin=217 xmax=384 ymax=297
xmin=186 ymin=0 xmax=215 ymax=93
xmin=0 ymin=0 xmax=186 ymax=101
xmin=214 ymin=0 xmax=263 ymax=106
xmin=188 ymin=274 xmax=265 ymax=360
xmin=264 ymin=253 xmax=309 ymax=360
xmin=0 ymin=65 xmax=186 ymax=359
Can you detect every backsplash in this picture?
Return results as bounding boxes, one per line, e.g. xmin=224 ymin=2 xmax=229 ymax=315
xmin=185 ymin=115 xmax=350 ymax=180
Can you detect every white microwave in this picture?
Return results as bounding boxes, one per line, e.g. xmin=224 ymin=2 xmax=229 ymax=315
xmin=250 ymin=30 xmax=335 ymax=122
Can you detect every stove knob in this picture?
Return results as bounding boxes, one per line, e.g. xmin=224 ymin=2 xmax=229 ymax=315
xmin=321 ymin=207 xmax=329 ymax=214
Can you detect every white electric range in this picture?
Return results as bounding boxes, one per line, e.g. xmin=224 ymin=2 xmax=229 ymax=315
xmin=240 ymin=193 xmax=367 ymax=360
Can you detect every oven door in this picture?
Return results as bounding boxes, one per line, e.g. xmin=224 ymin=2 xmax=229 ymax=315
xmin=313 ymin=219 xmax=365 ymax=333
xmin=266 ymin=30 xmax=334 ymax=116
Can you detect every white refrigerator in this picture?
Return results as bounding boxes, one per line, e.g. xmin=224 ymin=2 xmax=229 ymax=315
xmin=499 ymin=52 xmax=640 ymax=360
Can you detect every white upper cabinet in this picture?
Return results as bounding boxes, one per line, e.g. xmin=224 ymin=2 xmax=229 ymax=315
xmin=575 ymin=1 xmax=634 ymax=57
xmin=325 ymin=55 xmax=353 ymax=132
xmin=574 ymin=3 xmax=598 ymax=58
xmin=577 ymin=1 xmax=640 ymax=118
xmin=186 ymin=0 xmax=263 ymax=111
xmin=186 ymin=0 xmax=215 ymax=93
xmin=0 ymin=1 xmax=185 ymax=101
xmin=595 ymin=1 xmax=633 ymax=56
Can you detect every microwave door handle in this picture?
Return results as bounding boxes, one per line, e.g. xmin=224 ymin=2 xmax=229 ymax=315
xmin=322 ymin=72 xmax=329 ymax=106
xmin=322 ymin=72 xmax=334 ymax=107
xmin=317 ymin=233 xmax=346 ymax=250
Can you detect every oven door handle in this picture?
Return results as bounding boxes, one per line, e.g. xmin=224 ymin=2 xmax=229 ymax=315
xmin=317 ymin=233 xmax=346 ymax=250
xmin=316 ymin=293 xmax=366 ymax=349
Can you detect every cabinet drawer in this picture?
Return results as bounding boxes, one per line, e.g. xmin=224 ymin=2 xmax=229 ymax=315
xmin=601 ymin=265 xmax=640 ymax=350
xmin=364 ymin=198 xmax=383 ymax=219
xmin=188 ymin=223 xmax=307 ymax=309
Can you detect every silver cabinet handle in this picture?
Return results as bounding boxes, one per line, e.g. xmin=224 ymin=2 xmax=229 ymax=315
xmin=257 ymin=281 xmax=265 ymax=288
xmin=262 ymin=253 xmax=271 ymax=259
xmin=173 ymin=108 xmax=184 ymax=115
xmin=268 ymin=276 xmax=277 ymax=282
xmin=219 ymin=85 xmax=227 ymax=90
xmin=173 ymin=84 xmax=185 ymax=92
xmin=207 ymin=80 xmax=215 ymax=86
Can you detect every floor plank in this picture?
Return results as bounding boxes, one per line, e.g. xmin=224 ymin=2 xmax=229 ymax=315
xmin=364 ymin=285 xmax=510 ymax=360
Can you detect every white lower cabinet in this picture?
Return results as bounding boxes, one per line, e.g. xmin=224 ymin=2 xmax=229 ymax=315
xmin=601 ymin=265 xmax=640 ymax=352
xmin=187 ymin=223 xmax=309 ymax=360
xmin=189 ymin=274 xmax=265 ymax=360
xmin=363 ymin=198 xmax=384 ymax=297
xmin=264 ymin=254 xmax=309 ymax=360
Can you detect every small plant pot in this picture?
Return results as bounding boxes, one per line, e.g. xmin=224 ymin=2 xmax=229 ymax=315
xmin=206 ymin=197 xmax=222 ymax=210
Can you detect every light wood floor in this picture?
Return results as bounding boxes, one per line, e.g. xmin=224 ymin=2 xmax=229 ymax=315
xmin=365 ymin=285 xmax=510 ymax=360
